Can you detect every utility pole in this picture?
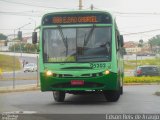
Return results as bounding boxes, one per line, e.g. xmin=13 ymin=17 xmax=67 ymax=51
xmin=139 ymin=39 xmax=143 ymax=65
xmin=13 ymin=29 xmax=16 ymax=89
xmin=79 ymin=0 xmax=83 ymax=10
xmin=17 ymin=22 xmax=31 ymax=57
xmin=91 ymin=4 xmax=94 ymax=10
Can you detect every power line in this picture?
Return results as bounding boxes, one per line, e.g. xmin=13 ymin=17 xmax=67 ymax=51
xmin=0 ymin=29 xmax=33 ymax=30
xmin=0 ymin=11 xmax=41 ymax=17
xmin=114 ymin=11 xmax=160 ymax=15
xmin=93 ymin=7 xmax=160 ymax=15
xmin=120 ymin=24 xmax=160 ymax=29
xmin=0 ymin=0 xmax=71 ymax=10
xmin=0 ymin=9 xmax=61 ymax=17
xmin=123 ymin=29 xmax=160 ymax=36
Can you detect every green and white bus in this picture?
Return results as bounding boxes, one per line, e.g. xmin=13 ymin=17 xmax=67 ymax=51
xmin=32 ymin=11 xmax=124 ymax=102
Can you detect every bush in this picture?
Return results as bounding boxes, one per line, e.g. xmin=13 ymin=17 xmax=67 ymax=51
xmin=124 ymin=76 xmax=160 ymax=83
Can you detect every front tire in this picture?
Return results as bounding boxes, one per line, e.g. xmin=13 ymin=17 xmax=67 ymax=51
xmin=103 ymin=90 xmax=120 ymax=102
xmin=53 ymin=91 xmax=65 ymax=102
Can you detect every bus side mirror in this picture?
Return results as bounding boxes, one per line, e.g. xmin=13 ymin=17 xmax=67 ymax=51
xmin=32 ymin=32 xmax=37 ymax=44
xmin=120 ymin=35 xmax=124 ymax=47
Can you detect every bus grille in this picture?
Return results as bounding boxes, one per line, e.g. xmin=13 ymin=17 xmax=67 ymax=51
xmin=54 ymin=72 xmax=103 ymax=78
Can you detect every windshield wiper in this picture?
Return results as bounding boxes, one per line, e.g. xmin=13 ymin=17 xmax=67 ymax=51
xmin=83 ymin=24 xmax=95 ymax=46
xmin=57 ymin=25 xmax=68 ymax=56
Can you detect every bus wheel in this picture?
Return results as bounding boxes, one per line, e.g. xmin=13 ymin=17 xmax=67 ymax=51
xmin=53 ymin=91 xmax=65 ymax=102
xmin=103 ymin=90 xmax=120 ymax=102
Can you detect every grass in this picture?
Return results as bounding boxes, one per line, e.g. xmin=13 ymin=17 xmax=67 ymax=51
xmin=0 ymin=54 xmax=21 ymax=72
xmin=124 ymin=58 xmax=160 ymax=70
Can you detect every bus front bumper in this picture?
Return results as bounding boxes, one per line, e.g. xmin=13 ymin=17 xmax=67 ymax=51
xmin=40 ymin=72 xmax=120 ymax=91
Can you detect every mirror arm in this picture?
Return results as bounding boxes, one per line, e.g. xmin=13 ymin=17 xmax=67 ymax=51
xmin=34 ymin=25 xmax=41 ymax=31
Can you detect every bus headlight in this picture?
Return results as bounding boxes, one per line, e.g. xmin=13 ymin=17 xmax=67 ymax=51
xmin=104 ymin=70 xmax=110 ymax=75
xmin=46 ymin=70 xmax=53 ymax=76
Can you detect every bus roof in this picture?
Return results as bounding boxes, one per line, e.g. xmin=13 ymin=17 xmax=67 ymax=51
xmin=42 ymin=10 xmax=113 ymax=15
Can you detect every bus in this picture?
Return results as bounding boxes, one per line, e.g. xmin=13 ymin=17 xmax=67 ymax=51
xmin=32 ymin=10 xmax=124 ymax=102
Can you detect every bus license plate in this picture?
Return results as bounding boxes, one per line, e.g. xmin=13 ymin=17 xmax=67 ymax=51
xmin=71 ymin=80 xmax=84 ymax=85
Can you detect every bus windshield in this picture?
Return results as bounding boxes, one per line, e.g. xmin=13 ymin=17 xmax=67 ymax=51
xmin=43 ymin=26 xmax=112 ymax=62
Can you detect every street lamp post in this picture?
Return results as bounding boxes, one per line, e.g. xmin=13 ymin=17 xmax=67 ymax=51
xmin=12 ymin=22 xmax=31 ymax=89
xmin=29 ymin=18 xmax=39 ymax=86
xmin=18 ymin=22 xmax=31 ymax=57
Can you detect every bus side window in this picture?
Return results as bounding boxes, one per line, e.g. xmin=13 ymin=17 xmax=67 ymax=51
xmin=116 ymin=30 xmax=120 ymax=51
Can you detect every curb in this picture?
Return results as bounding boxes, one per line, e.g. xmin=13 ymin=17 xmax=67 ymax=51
xmin=124 ymin=83 xmax=160 ymax=85
xmin=0 ymin=77 xmax=37 ymax=81
xmin=0 ymin=84 xmax=40 ymax=93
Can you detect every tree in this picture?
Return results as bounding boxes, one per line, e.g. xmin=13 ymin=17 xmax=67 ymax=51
xmin=138 ymin=39 xmax=143 ymax=47
xmin=9 ymin=43 xmax=38 ymax=53
xmin=148 ymin=35 xmax=160 ymax=46
xmin=0 ymin=33 xmax=7 ymax=40
xmin=148 ymin=35 xmax=160 ymax=53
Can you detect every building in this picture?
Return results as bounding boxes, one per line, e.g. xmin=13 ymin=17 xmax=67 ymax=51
xmin=0 ymin=36 xmax=32 ymax=52
xmin=22 ymin=36 xmax=32 ymax=44
xmin=124 ymin=41 xmax=141 ymax=54
xmin=0 ymin=40 xmax=5 ymax=46
xmin=0 ymin=40 xmax=8 ymax=51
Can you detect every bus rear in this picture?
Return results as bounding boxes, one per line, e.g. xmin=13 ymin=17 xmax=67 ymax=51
xmin=33 ymin=11 xmax=124 ymax=102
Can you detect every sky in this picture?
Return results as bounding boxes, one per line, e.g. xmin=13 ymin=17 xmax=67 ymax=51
xmin=0 ymin=0 xmax=160 ymax=42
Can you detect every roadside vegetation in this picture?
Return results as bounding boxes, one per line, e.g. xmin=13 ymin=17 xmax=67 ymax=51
xmin=0 ymin=54 xmax=21 ymax=72
xmin=124 ymin=76 xmax=160 ymax=83
xmin=9 ymin=43 xmax=38 ymax=53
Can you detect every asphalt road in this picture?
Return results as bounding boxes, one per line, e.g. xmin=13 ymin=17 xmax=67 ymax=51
xmin=0 ymin=80 xmax=37 ymax=87
xmin=0 ymin=85 xmax=159 ymax=114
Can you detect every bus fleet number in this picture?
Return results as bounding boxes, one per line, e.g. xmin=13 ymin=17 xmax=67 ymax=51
xmin=90 ymin=63 xmax=106 ymax=69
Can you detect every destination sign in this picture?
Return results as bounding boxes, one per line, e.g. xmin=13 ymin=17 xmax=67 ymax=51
xmin=42 ymin=13 xmax=112 ymax=25
xmin=52 ymin=16 xmax=97 ymax=24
